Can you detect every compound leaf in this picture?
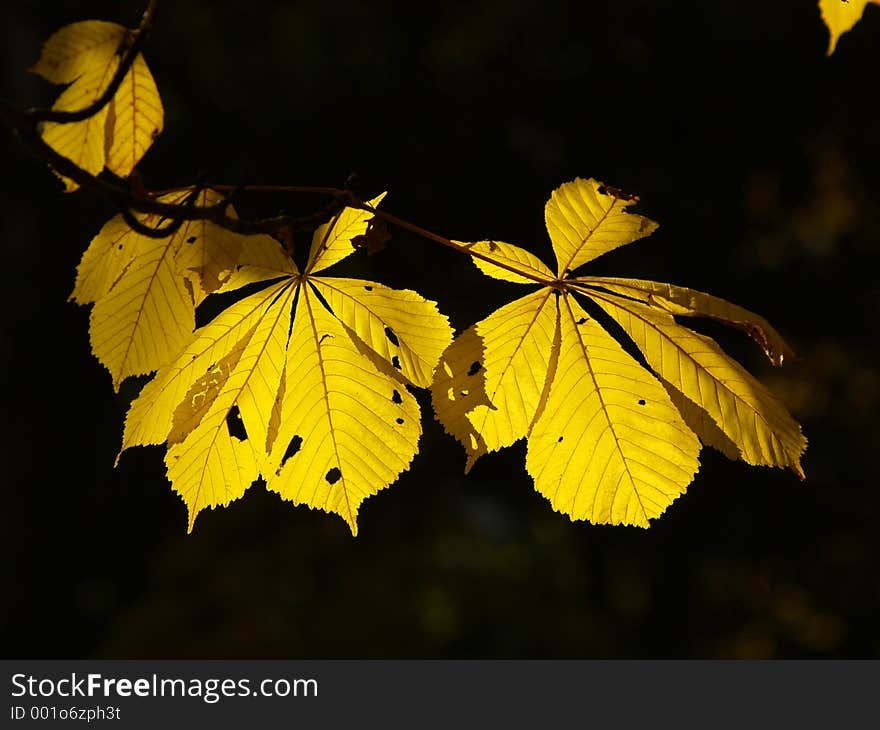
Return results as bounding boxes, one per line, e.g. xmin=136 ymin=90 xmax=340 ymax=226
xmin=120 ymin=199 xmax=451 ymax=533
xmin=434 ymin=178 xmax=806 ymax=527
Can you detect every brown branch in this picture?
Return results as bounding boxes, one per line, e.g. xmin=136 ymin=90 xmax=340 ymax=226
xmin=353 ymin=204 xmax=555 ymax=286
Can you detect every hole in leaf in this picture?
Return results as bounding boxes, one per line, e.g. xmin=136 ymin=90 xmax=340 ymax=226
xmin=282 ymin=435 xmax=303 ymax=466
xmin=186 ymin=236 xmax=197 ymax=244
xmin=638 ymin=399 xmax=646 ymax=406
xmin=384 ymin=327 xmax=399 ymax=347
xmin=467 ymin=361 xmax=481 ymax=376
xmin=364 ymin=285 xmax=373 ymax=291
xmin=576 ymin=317 xmax=587 ymax=325
xmin=391 ymin=355 xmax=401 ymax=370
xmin=392 ymin=389 xmax=402 ymax=404
xmin=325 ymin=467 xmax=342 ymax=485
xmin=396 ymin=417 xmax=404 ymax=425
xmin=117 ymin=244 xmax=123 ymax=250
xmin=557 ymin=436 xmax=564 ymax=443
xmin=226 ymin=405 xmax=247 ymax=441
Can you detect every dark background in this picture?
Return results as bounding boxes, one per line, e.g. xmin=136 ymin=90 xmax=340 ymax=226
xmin=2 ymin=0 xmax=878 ymax=658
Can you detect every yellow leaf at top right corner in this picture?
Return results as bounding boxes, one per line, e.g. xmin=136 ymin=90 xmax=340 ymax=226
xmin=820 ymin=0 xmax=880 ymax=54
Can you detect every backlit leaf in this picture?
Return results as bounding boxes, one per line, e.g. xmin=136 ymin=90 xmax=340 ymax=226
xmin=174 ymin=189 xmax=249 ymax=299
xmin=72 ymin=189 xmax=280 ymax=389
xmin=265 ymin=287 xmax=422 ymax=535
xmin=526 ymin=295 xmax=701 ymax=526
xmin=306 ymin=193 xmax=387 ymax=274
xmin=312 ymin=277 xmax=453 ymax=388
xmin=40 ymin=56 xmax=119 ymax=188
xmin=431 ymin=289 xmax=557 ymax=470
xmin=30 ymin=20 xmax=163 ymax=190
xmin=458 ymin=240 xmax=555 ymax=284
xmin=575 ymin=276 xmax=795 ymax=365
xmin=545 ymin=177 xmax=658 ymax=277
xmin=819 ymin=0 xmax=880 ymax=54
xmin=434 ymin=178 xmax=806 ymax=527
xmin=587 ymin=291 xmax=806 ymax=477
xmin=29 ymin=20 xmax=123 ymax=83
xmin=119 ymin=201 xmax=452 ymax=533
xmin=105 ymin=52 xmax=164 ymax=179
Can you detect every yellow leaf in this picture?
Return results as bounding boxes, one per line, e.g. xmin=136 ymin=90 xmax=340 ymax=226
xmin=306 ymin=193 xmax=387 ymax=274
xmin=260 ymin=287 xmax=422 ymax=534
xmin=437 ymin=178 xmax=806 ymax=527
xmin=588 ymin=290 xmax=807 ymax=477
xmin=29 ymin=20 xmax=125 ymax=84
xmin=819 ymin=0 xmax=880 ymax=54
xmin=121 ymin=218 xmax=449 ymax=531
xmin=432 ymin=289 xmax=558 ymax=470
xmin=41 ymin=57 xmax=119 ymax=188
xmin=105 ymin=51 xmax=164 ymax=179
xmin=166 ymin=282 xmax=297 ymax=530
xmin=574 ymin=276 xmax=795 ymax=365
xmin=30 ymin=20 xmax=163 ymax=190
xmin=526 ymin=295 xmax=701 ymax=526
xmin=85 ymin=194 xmax=197 ymax=390
xmin=69 ymin=213 xmax=135 ymax=305
xmin=545 ymin=177 xmax=658 ymax=277
xmin=174 ymin=189 xmax=254 ymax=299
xmin=214 ymin=236 xmax=297 ymax=294
xmin=457 ymin=240 xmax=555 ymax=283
xmin=121 ymin=281 xmax=286 ymax=454
xmin=73 ymin=189 xmax=278 ymax=389
xmin=312 ymin=277 xmax=453 ymax=387
xmin=661 ymin=380 xmax=741 ymax=461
